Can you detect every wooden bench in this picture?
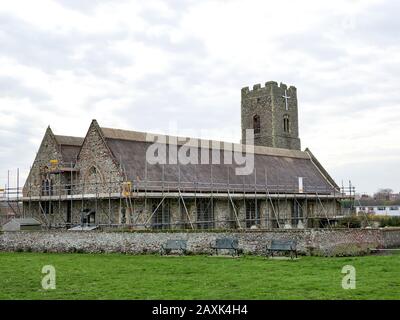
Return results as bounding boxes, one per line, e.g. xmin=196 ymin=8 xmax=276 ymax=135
xmin=161 ymin=239 xmax=187 ymax=255
xmin=210 ymin=238 xmax=239 ymax=256
xmin=266 ymin=240 xmax=297 ymax=259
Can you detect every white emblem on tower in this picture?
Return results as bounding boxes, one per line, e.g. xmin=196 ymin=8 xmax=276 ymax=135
xmin=282 ymin=89 xmax=291 ymax=111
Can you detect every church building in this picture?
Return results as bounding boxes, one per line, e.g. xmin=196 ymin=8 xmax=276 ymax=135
xmin=22 ymin=81 xmax=345 ymax=229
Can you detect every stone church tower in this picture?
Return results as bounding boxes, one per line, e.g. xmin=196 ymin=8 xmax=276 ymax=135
xmin=241 ymin=81 xmax=301 ymax=150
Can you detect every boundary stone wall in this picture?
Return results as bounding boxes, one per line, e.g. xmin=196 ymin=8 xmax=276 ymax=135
xmin=1 ymin=228 xmax=399 ymax=256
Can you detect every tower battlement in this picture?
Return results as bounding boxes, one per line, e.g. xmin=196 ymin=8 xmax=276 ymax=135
xmin=241 ymin=81 xmax=297 ymax=97
xmin=241 ymin=80 xmax=301 ymax=150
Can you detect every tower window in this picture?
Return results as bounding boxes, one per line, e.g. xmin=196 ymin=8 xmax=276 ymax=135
xmin=253 ymin=114 xmax=261 ymax=134
xmin=283 ymin=115 xmax=290 ymax=133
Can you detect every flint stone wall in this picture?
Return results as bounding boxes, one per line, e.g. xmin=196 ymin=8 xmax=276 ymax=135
xmin=1 ymin=228 xmax=400 ymax=256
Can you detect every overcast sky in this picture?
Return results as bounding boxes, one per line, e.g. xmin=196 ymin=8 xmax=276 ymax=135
xmin=0 ymin=0 xmax=399 ymax=195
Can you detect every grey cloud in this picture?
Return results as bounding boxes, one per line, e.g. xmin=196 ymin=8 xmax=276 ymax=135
xmin=134 ymin=31 xmax=207 ymax=57
xmin=0 ymin=76 xmax=51 ymax=102
xmin=0 ymin=0 xmax=399 ymax=195
xmin=0 ymin=14 xmax=131 ymax=75
xmin=0 ymin=116 xmax=46 ymax=186
xmin=277 ymin=32 xmax=347 ymax=62
xmin=0 ymin=9 xmax=207 ymax=83
xmin=347 ymin=1 xmax=400 ymax=46
xmin=333 ymin=159 xmax=400 ymax=194
xmin=54 ymin=0 xmax=120 ymax=14
xmin=138 ymin=0 xmax=197 ymax=25
xmin=0 ymin=14 xmax=76 ymax=71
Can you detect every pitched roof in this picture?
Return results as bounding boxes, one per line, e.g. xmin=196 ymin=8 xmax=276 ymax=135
xmin=54 ymin=135 xmax=84 ymax=146
xmin=100 ymin=127 xmax=339 ymax=194
xmin=54 ymin=135 xmax=84 ymax=164
xmin=101 ymin=127 xmax=308 ymax=159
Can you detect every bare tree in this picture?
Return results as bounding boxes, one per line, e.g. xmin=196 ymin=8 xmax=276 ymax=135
xmin=374 ymin=188 xmax=393 ymax=201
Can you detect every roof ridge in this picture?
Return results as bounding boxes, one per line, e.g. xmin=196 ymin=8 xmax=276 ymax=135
xmin=54 ymin=134 xmax=84 ymax=139
xmin=54 ymin=134 xmax=84 ymax=146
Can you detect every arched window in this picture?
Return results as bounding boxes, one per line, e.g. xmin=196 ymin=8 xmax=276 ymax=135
xmin=152 ymin=200 xmax=171 ymax=230
xmin=88 ymin=166 xmax=98 ymax=176
xmin=196 ymin=198 xmax=214 ymax=229
xmin=283 ymin=115 xmax=290 ymax=133
xmin=253 ymin=114 xmax=261 ymax=134
xmin=84 ymin=165 xmax=103 ymax=192
xmin=41 ymin=178 xmax=53 ymax=196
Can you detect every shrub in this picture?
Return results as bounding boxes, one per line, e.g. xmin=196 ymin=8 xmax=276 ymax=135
xmin=337 ymin=215 xmax=362 ymax=228
xmin=378 ymin=216 xmax=400 ymax=227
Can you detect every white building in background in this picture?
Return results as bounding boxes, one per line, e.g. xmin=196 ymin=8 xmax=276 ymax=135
xmin=355 ymin=204 xmax=400 ymax=216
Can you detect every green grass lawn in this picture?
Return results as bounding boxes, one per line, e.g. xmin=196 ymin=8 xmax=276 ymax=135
xmin=0 ymin=252 xmax=399 ymax=300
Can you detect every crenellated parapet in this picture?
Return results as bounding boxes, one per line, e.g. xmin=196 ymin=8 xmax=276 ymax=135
xmin=241 ymin=81 xmax=297 ymax=98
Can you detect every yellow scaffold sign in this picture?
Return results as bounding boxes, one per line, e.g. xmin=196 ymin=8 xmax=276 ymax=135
xmin=122 ymin=181 xmax=132 ymax=197
xmin=50 ymin=159 xmax=59 ymax=169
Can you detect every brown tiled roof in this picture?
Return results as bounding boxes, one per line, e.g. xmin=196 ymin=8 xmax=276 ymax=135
xmin=54 ymin=135 xmax=84 ymax=146
xmin=54 ymin=135 xmax=84 ymax=164
xmin=101 ymin=127 xmax=339 ymax=194
xmin=101 ymin=127 xmax=308 ymax=159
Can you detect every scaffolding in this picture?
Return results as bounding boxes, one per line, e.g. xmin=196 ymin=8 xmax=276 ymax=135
xmin=0 ymin=164 xmax=356 ymax=230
